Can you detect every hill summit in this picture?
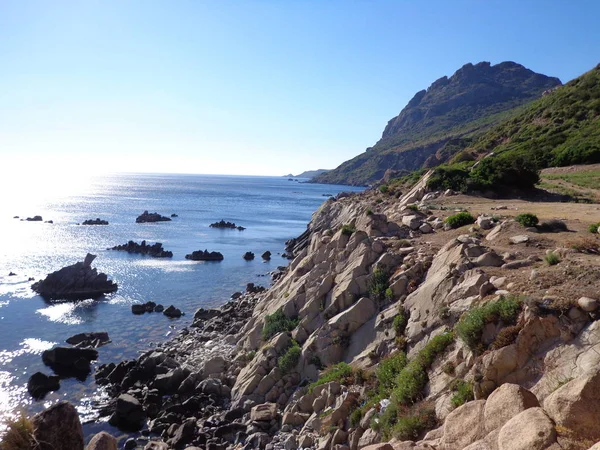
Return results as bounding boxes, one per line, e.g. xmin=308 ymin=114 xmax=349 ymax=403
xmin=314 ymin=61 xmax=561 ymax=185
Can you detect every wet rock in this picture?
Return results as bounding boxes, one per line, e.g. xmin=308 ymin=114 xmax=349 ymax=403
xmin=185 ymin=250 xmax=224 ymax=261
xmin=82 ymin=218 xmax=109 ymax=225
xmin=262 ymin=251 xmax=272 ymax=260
xmin=136 ymin=211 xmax=171 ymax=223
xmin=32 ymin=253 xmax=118 ymax=300
xmin=210 ymin=220 xmax=245 ymax=230
xmin=110 ymin=240 xmax=173 ymax=257
xmin=27 ymin=372 xmax=60 ymax=399
xmin=32 ymin=401 xmax=84 ymax=450
xmin=164 ymin=305 xmax=183 ymax=318
xmin=26 ymin=215 xmax=43 ymax=221
xmin=243 ymin=252 xmax=255 ymax=261
xmin=109 ymin=393 xmax=146 ymax=431
xmin=66 ymin=331 xmax=110 ymax=348
xmin=42 ymin=346 xmax=98 ymax=378
xmin=87 ymin=431 xmax=118 ymax=450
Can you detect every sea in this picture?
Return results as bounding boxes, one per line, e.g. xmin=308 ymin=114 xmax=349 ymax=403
xmin=0 ymin=173 xmax=363 ymax=436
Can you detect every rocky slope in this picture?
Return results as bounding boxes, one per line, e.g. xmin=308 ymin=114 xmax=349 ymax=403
xmin=7 ymin=173 xmax=600 ymax=450
xmin=314 ymin=61 xmax=561 ymax=186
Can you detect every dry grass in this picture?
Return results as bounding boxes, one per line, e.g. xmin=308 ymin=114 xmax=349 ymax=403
xmin=567 ymin=236 xmax=600 ymax=254
xmin=0 ymin=415 xmax=34 ymax=450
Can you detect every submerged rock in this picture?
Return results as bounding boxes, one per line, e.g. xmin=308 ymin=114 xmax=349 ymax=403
xmin=136 ymin=210 xmax=171 ymax=223
xmin=31 ymin=253 xmax=118 ymax=300
xmin=110 ymin=240 xmax=173 ymax=257
xmin=66 ymin=331 xmax=110 ymax=348
xmin=185 ymin=250 xmax=224 ymax=261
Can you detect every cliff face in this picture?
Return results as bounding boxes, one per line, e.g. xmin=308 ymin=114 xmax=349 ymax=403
xmin=314 ymin=61 xmax=561 ymax=186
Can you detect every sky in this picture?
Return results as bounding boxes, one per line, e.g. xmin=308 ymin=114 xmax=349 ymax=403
xmin=0 ymin=0 xmax=599 ymax=179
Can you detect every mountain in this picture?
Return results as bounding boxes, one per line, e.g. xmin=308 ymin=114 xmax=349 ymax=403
xmin=425 ymin=63 xmax=600 ymax=192
xmin=313 ymin=61 xmax=562 ymax=185
xmin=283 ymin=169 xmax=329 ymax=178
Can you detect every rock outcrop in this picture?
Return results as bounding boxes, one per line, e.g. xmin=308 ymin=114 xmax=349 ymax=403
xmin=82 ymin=218 xmax=109 ymax=225
xmin=135 ymin=211 xmax=171 ymax=223
xmin=109 ymin=240 xmax=173 ymax=257
xmin=31 ymin=402 xmax=84 ymax=450
xmin=185 ymin=250 xmax=224 ymax=261
xmin=210 ymin=220 xmax=246 ymax=230
xmin=31 ymin=253 xmax=118 ymax=300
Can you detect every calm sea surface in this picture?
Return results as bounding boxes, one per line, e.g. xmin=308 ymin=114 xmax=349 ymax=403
xmin=0 ymin=173 xmax=362 ymax=435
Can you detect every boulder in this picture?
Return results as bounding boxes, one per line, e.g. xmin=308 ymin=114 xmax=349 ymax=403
xmin=543 ymin=372 xmax=600 ymax=438
xmin=402 ymin=215 xmax=422 ymax=230
xmin=27 ymin=372 xmax=60 ymax=399
xmin=31 ymin=254 xmax=118 ymax=300
xmin=441 ymin=400 xmax=486 ymax=449
xmin=497 ymin=407 xmax=556 ymax=450
xmin=262 ymin=251 xmax=272 ymax=260
xmin=66 ymin=331 xmax=110 ymax=348
xmin=509 ymin=235 xmax=529 ymax=244
xmin=135 ymin=211 xmax=171 ymax=223
xmin=578 ymin=297 xmax=599 ymax=312
xmin=243 ymin=251 xmax=255 ymax=261
xmin=328 ymin=296 xmax=377 ymax=334
xmin=419 ymin=223 xmax=433 ymax=234
xmin=32 ymin=402 xmax=84 ymax=450
xmin=163 ymin=305 xmax=182 ymax=318
xmin=474 ymin=252 xmax=504 ymax=267
xmin=251 ymin=403 xmax=278 ymax=422
xmin=357 ymin=429 xmax=381 ymax=448
xmin=109 ymin=394 xmax=146 ymax=431
xmin=87 ymin=431 xmax=118 ymax=450
xmin=185 ymin=249 xmax=224 ymax=261
xmin=42 ymin=346 xmax=98 ymax=378
xmin=82 ymin=218 xmax=109 ymax=225
xmin=477 ymin=216 xmax=494 ymax=230
xmin=359 ymin=444 xmax=394 ymax=450
xmin=483 ymin=383 xmax=539 ymax=433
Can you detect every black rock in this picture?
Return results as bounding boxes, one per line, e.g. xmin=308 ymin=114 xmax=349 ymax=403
xmin=109 ymin=393 xmax=146 ymax=431
xmin=26 ymin=215 xmax=43 ymax=221
xmin=135 ymin=210 xmax=171 ymax=223
xmin=261 ymin=251 xmax=271 ymax=260
xmin=164 ymin=305 xmax=182 ymax=318
xmin=210 ymin=220 xmax=245 ymax=230
xmin=246 ymin=283 xmax=265 ymax=294
xmin=185 ymin=250 xmax=224 ymax=261
xmin=171 ymin=213 xmax=178 ymax=217
xmin=154 ymin=304 xmax=164 ymax=312
xmin=243 ymin=252 xmax=255 ymax=261
xmin=41 ymin=346 xmax=99 ymax=378
xmin=66 ymin=331 xmax=110 ymax=348
xmin=8 ymin=272 xmax=16 ymax=276
xmin=132 ymin=304 xmax=146 ymax=315
xmin=110 ymin=240 xmax=173 ymax=258
xmin=81 ymin=218 xmax=109 ymax=225
xmin=27 ymin=372 xmax=60 ymax=399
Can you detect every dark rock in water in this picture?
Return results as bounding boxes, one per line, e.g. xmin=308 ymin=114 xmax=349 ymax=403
xmin=42 ymin=346 xmax=98 ymax=378
xmin=132 ymin=301 xmax=161 ymax=314
xmin=136 ymin=210 xmax=171 ymax=223
xmin=185 ymin=249 xmax=224 ymax=261
xmin=164 ymin=305 xmax=182 ymax=318
xmin=27 ymin=372 xmax=60 ymax=399
xmin=322 ymin=193 xmax=333 ymax=197
xmin=210 ymin=219 xmax=246 ymax=230
xmin=44 ymin=220 xmax=53 ymax=224
xmin=32 ymin=401 xmax=84 ymax=450
xmin=246 ymin=283 xmax=265 ymax=294
xmin=243 ymin=252 xmax=255 ymax=261
xmin=124 ymin=438 xmax=137 ymax=449
xmin=109 ymin=240 xmax=173 ymax=257
xmin=231 ymin=291 xmax=243 ymax=300
xmin=13 ymin=216 xmax=19 ymax=219
xmin=154 ymin=304 xmax=164 ymax=312
xmin=8 ymin=271 xmax=16 ymax=276
xmin=261 ymin=251 xmax=271 ymax=260
xmin=132 ymin=304 xmax=146 ymax=315
xmin=31 ymin=253 xmax=118 ymax=300
xmin=109 ymin=393 xmax=146 ymax=431
xmin=82 ymin=218 xmax=109 ymax=225
xmin=26 ymin=215 xmax=43 ymax=221
xmin=66 ymin=331 xmax=110 ymax=348
xmin=171 ymin=213 xmax=178 ymax=217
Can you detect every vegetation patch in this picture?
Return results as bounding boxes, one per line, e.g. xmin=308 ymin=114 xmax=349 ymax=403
xmin=393 ymin=310 xmax=408 ymax=336
xmin=308 ymin=362 xmax=354 ymax=392
xmin=261 ymin=310 xmax=299 ymax=341
xmin=515 ymin=213 xmax=539 ymax=227
xmin=376 ymin=352 xmax=408 ymax=394
xmin=544 ymin=251 xmax=561 ymax=266
xmin=450 ymin=380 xmax=474 ymax=408
xmin=567 ymin=237 xmax=600 ymax=254
xmin=341 ymin=224 xmax=356 ymax=236
xmin=278 ymin=341 xmax=301 ymax=373
xmin=455 ymin=295 xmax=522 ymax=352
xmin=445 ymin=212 xmax=475 ymax=229
xmin=0 ymin=414 xmax=34 ymax=450
xmin=368 ymin=269 xmax=391 ymax=302
xmin=589 ymin=222 xmax=600 ymax=234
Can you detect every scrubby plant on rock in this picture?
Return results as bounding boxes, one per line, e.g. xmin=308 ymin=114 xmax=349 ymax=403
xmin=589 ymin=222 xmax=600 ymax=234
xmin=376 ymin=352 xmax=408 ymax=394
xmin=450 ymin=380 xmax=474 ymax=408
xmin=515 ymin=213 xmax=539 ymax=227
xmin=0 ymin=414 xmax=34 ymax=450
xmin=278 ymin=341 xmax=301 ymax=374
xmin=368 ymin=268 xmax=390 ymax=301
xmin=340 ymin=224 xmax=356 ymax=236
xmin=445 ymin=212 xmax=475 ymax=229
xmin=261 ymin=310 xmax=299 ymax=341
xmin=544 ymin=251 xmax=561 ymax=266
xmin=308 ymin=362 xmax=354 ymax=392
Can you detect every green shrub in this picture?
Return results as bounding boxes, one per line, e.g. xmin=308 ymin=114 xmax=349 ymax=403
xmin=544 ymin=251 xmax=560 ymax=266
xmin=349 ymin=408 xmax=363 ymax=428
xmin=366 ymin=209 xmax=374 ymax=216
xmin=455 ymin=296 xmax=522 ymax=352
xmin=379 ymin=185 xmax=389 ymax=194
xmin=391 ymin=409 xmax=436 ymax=441
xmin=515 ymin=213 xmax=539 ymax=227
xmin=341 ymin=224 xmax=356 ymax=236
xmin=427 ymin=164 xmax=471 ymax=192
xmin=376 ymin=352 xmax=408 ymax=394
xmin=278 ymin=341 xmax=301 ymax=373
xmin=451 ymin=380 xmax=474 ymax=408
xmin=406 ymin=204 xmax=419 ymax=212
xmin=368 ymin=269 xmax=390 ymax=301
xmin=393 ymin=310 xmax=408 ymax=335
xmin=308 ymin=362 xmax=354 ymax=391
xmin=0 ymin=414 xmax=34 ymax=450
xmin=445 ymin=212 xmax=475 ymax=229
xmin=261 ymin=310 xmax=299 ymax=341
xmin=589 ymin=222 xmax=600 ymax=234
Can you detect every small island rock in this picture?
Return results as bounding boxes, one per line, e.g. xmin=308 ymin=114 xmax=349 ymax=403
xmin=27 ymin=372 xmax=60 ymax=399
xmin=209 ymin=219 xmax=245 ymax=230
xmin=135 ymin=210 xmax=171 ymax=223
xmin=185 ymin=250 xmax=224 ymax=261
xmin=243 ymin=252 xmax=255 ymax=261
xmin=82 ymin=218 xmax=109 ymax=225
xmin=110 ymin=240 xmax=173 ymax=258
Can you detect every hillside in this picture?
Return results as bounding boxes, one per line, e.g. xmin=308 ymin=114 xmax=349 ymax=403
xmin=424 ymin=63 xmax=600 ymax=193
xmin=314 ymin=61 xmax=561 ymax=186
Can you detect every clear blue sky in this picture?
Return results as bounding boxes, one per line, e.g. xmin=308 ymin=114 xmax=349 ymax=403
xmin=1 ymin=0 xmax=599 ymax=177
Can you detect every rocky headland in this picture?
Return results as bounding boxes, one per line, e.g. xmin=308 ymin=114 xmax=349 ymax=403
xmin=110 ymin=240 xmax=173 ymax=258
xmin=31 ymin=253 xmax=118 ymax=301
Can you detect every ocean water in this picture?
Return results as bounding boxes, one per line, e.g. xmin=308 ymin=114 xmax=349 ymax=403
xmin=0 ymin=173 xmax=362 ymax=434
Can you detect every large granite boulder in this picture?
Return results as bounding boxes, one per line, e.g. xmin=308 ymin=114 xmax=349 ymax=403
xmin=32 ymin=402 xmax=84 ymax=450
xmin=31 ymin=254 xmax=118 ymax=300
xmin=87 ymin=432 xmax=117 ymax=450
xmin=135 ymin=211 xmax=171 ymax=223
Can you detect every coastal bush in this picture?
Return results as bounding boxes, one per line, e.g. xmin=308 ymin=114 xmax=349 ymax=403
xmin=379 ymin=185 xmax=389 ymax=194
xmin=589 ymin=222 xmax=600 ymax=234
xmin=261 ymin=310 xmax=299 ymax=341
xmin=406 ymin=204 xmax=419 ymax=212
xmin=544 ymin=251 xmax=561 ymax=266
xmin=349 ymin=407 xmax=363 ymax=428
xmin=392 ymin=332 xmax=454 ymax=405
xmin=341 ymin=224 xmax=356 ymax=236
xmin=455 ymin=296 xmax=522 ymax=352
xmin=391 ymin=409 xmax=436 ymax=441
xmin=393 ymin=310 xmax=408 ymax=336
xmin=368 ymin=269 xmax=390 ymax=301
xmin=308 ymin=362 xmax=354 ymax=392
xmin=0 ymin=414 xmax=34 ymax=450
xmin=490 ymin=325 xmax=522 ymax=350
xmin=451 ymin=380 xmax=474 ymax=408
xmin=278 ymin=341 xmax=301 ymax=374
xmin=376 ymin=352 xmax=408 ymax=394
xmin=427 ymin=164 xmax=471 ymax=192
xmin=515 ymin=213 xmax=539 ymax=227
xmin=366 ymin=209 xmax=373 ymax=216
xmin=445 ymin=212 xmax=475 ymax=229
